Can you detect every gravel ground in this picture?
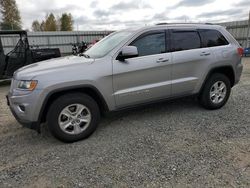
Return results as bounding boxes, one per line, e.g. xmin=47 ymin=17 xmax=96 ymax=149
xmin=0 ymin=58 xmax=250 ymax=188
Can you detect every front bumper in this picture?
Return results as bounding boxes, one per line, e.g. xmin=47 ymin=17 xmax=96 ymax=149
xmin=6 ymin=94 xmax=41 ymax=133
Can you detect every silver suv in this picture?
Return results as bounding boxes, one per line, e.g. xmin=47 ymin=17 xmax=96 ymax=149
xmin=7 ymin=24 xmax=243 ymax=142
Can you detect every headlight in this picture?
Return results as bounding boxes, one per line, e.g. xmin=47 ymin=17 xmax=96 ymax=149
xmin=17 ymin=80 xmax=38 ymax=91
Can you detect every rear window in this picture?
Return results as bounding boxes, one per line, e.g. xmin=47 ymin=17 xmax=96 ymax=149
xmin=199 ymin=29 xmax=229 ymax=47
xmin=171 ymin=30 xmax=201 ymax=52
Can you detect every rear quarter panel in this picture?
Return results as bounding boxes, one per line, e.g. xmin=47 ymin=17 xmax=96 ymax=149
xmin=194 ymin=43 xmax=240 ymax=93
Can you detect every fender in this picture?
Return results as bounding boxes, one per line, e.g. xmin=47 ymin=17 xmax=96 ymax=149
xmin=37 ymin=84 xmax=109 ymax=124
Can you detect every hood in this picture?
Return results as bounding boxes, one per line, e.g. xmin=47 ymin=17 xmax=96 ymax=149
xmin=14 ymin=55 xmax=95 ymax=80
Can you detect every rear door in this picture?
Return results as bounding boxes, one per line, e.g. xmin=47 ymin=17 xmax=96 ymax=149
xmin=198 ymin=29 xmax=232 ymax=65
xmin=170 ymin=29 xmax=212 ymax=96
xmin=112 ymin=30 xmax=172 ymax=107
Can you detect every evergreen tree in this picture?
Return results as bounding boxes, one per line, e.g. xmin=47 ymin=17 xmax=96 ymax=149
xmin=44 ymin=13 xmax=57 ymax=31
xmin=31 ymin=20 xmax=41 ymax=31
xmin=31 ymin=12 xmax=74 ymax=31
xmin=60 ymin=13 xmax=73 ymax=31
xmin=0 ymin=0 xmax=22 ymax=30
xmin=40 ymin=21 xmax=45 ymax=31
xmin=56 ymin=15 xmax=61 ymax=31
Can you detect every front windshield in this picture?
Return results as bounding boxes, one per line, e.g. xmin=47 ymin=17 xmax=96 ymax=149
xmin=84 ymin=31 xmax=133 ymax=58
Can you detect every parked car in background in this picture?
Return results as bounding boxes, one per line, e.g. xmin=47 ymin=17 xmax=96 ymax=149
xmin=7 ymin=24 xmax=243 ymax=142
xmin=244 ymin=47 xmax=250 ymax=56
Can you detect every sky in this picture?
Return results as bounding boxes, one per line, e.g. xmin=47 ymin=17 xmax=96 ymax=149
xmin=15 ymin=0 xmax=250 ymax=31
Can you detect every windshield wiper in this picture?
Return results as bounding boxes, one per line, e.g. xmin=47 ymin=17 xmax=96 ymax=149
xmin=79 ymin=53 xmax=90 ymax=58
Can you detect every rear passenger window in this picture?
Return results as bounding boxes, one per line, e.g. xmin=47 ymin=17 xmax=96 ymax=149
xmin=171 ymin=31 xmax=201 ymax=52
xmin=130 ymin=32 xmax=166 ymax=57
xmin=199 ymin=29 xmax=229 ymax=47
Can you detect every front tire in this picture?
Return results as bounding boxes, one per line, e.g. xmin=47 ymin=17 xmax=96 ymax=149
xmin=199 ymin=73 xmax=231 ymax=110
xmin=47 ymin=93 xmax=100 ymax=142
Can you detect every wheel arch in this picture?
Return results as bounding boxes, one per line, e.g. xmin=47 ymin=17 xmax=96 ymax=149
xmin=39 ymin=85 xmax=109 ymax=123
xmin=200 ymin=65 xmax=235 ymax=93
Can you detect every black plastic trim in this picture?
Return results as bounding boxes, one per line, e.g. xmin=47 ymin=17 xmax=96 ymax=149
xmin=199 ymin=65 xmax=235 ymax=94
xmin=38 ymin=84 xmax=109 ymax=123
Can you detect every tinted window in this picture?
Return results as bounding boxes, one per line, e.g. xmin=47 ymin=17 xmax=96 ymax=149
xmin=199 ymin=29 xmax=229 ymax=47
xmin=171 ymin=31 xmax=201 ymax=52
xmin=130 ymin=32 xmax=165 ymax=56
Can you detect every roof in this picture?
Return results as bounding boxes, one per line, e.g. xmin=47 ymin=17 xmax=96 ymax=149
xmin=0 ymin=30 xmax=27 ymax=35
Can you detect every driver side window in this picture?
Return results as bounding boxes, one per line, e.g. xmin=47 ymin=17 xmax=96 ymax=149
xmin=130 ymin=31 xmax=166 ymax=57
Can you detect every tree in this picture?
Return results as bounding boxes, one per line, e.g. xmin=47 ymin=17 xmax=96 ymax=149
xmin=0 ymin=0 xmax=22 ymax=30
xmin=44 ymin=13 xmax=57 ymax=31
xmin=60 ymin=13 xmax=73 ymax=31
xmin=31 ymin=12 xmax=74 ymax=31
xmin=56 ymin=15 xmax=61 ymax=31
xmin=40 ymin=21 xmax=45 ymax=31
xmin=31 ymin=20 xmax=41 ymax=31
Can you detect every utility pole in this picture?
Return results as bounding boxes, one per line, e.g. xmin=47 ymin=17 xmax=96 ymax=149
xmin=247 ymin=10 xmax=250 ymax=48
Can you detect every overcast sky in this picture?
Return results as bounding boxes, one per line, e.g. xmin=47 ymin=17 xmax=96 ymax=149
xmin=16 ymin=0 xmax=250 ymax=30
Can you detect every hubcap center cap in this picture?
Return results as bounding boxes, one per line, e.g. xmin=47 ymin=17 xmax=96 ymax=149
xmin=71 ymin=117 xmax=80 ymax=124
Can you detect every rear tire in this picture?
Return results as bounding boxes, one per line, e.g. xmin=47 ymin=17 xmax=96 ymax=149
xmin=199 ymin=73 xmax=231 ymax=110
xmin=47 ymin=93 xmax=100 ymax=142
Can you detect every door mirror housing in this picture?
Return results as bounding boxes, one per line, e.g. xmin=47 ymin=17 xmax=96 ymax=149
xmin=117 ymin=46 xmax=138 ymax=61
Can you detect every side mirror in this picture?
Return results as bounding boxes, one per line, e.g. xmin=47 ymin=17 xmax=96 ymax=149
xmin=117 ymin=46 xmax=138 ymax=61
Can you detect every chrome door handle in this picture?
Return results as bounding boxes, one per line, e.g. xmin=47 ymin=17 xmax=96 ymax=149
xmin=156 ymin=58 xmax=169 ymax=63
xmin=200 ymin=52 xmax=211 ymax=56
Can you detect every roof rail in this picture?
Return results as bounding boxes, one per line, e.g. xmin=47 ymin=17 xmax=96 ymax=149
xmin=155 ymin=23 xmax=168 ymax=25
xmin=155 ymin=23 xmax=214 ymax=25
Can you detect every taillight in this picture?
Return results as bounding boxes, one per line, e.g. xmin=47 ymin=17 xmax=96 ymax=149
xmin=237 ymin=48 xmax=244 ymax=57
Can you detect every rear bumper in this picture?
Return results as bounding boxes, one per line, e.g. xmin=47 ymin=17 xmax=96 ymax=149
xmin=235 ymin=62 xmax=243 ymax=85
xmin=6 ymin=95 xmax=40 ymax=132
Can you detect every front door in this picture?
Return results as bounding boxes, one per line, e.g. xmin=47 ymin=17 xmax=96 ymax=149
xmin=112 ymin=30 xmax=172 ymax=108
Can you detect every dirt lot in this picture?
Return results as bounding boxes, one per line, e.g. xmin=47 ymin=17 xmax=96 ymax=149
xmin=0 ymin=58 xmax=250 ymax=188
